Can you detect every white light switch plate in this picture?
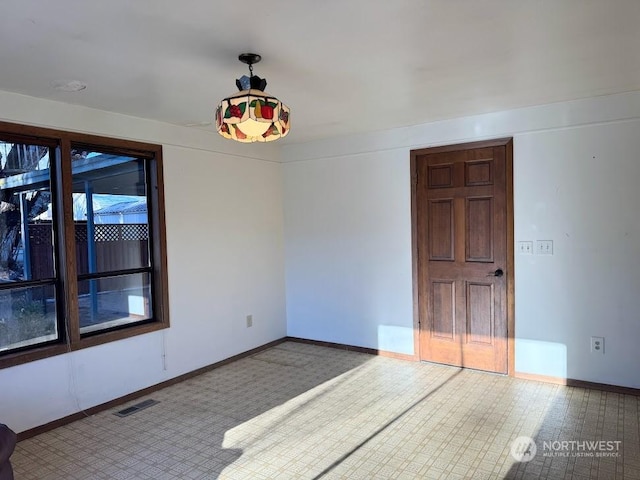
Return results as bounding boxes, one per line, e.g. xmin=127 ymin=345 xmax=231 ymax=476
xmin=518 ymin=241 xmax=533 ymax=255
xmin=536 ymin=240 xmax=553 ymax=255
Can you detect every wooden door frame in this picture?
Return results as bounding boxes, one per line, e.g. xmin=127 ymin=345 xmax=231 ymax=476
xmin=410 ymin=137 xmax=515 ymax=375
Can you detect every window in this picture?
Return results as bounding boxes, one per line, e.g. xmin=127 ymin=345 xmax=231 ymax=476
xmin=0 ymin=123 xmax=169 ymax=368
xmin=72 ymin=148 xmax=154 ymax=335
xmin=0 ymin=139 xmax=59 ymax=352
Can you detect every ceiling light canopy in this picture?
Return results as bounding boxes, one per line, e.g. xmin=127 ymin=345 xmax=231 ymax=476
xmin=215 ymin=53 xmax=290 ymax=143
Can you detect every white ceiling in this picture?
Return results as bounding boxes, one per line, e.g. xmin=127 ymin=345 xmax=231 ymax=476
xmin=1 ymin=1 xmax=639 ymax=145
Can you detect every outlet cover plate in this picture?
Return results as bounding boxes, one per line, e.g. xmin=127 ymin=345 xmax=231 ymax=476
xmin=590 ymin=336 xmax=604 ymax=354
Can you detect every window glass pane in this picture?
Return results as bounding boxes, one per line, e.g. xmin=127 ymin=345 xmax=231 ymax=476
xmin=71 ymin=150 xmax=150 ymax=275
xmin=79 ymin=272 xmax=152 ymax=334
xmin=0 ymin=284 xmax=58 ymax=353
xmin=0 ymin=142 xmax=54 ymax=281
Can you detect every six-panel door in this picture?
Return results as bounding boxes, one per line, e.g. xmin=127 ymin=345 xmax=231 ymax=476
xmin=416 ymin=144 xmax=508 ymax=373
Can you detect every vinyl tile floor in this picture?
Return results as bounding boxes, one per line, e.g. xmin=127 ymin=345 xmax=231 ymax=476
xmin=11 ymin=341 xmax=640 ymax=479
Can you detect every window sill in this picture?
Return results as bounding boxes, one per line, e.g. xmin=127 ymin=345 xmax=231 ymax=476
xmin=0 ymin=320 xmax=168 ymax=370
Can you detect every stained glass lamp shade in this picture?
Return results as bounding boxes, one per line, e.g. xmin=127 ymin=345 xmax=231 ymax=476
xmin=216 ymin=54 xmax=290 ymax=143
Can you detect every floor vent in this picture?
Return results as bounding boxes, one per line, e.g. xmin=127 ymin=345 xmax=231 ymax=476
xmin=114 ymin=399 xmax=159 ymax=417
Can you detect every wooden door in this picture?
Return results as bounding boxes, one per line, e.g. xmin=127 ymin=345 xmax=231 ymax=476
xmin=413 ymin=139 xmax=513 ymax=374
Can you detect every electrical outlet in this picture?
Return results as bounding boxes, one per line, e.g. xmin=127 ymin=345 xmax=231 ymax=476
xmin=246 ymin=315 xmax=253 ymax=328
xmin=518 ymin=241 xmax=533 ymax=255
xmin=536 ymin=240 xmax=553 ymax=255
xmin=590 ymin=336 xmax=604 ymax=354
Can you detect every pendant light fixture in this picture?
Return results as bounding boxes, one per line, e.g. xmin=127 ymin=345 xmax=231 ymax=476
xmin=215 ymin=53 xmax=290 ymax=143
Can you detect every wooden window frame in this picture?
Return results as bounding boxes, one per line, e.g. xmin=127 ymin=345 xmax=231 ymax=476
xmin=0 ymin=121 xmax=170 ymax=369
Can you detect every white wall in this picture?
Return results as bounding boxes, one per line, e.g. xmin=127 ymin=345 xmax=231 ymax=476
xmin=282 ymin=91 xmax=640 ymax=389
xmin=2 ymin=89 xmax=640 ymax=434
xmin=0 ymin=92 xmax=287 ymax=433
xmin=283 ymin=149 xmax=414 ymax=354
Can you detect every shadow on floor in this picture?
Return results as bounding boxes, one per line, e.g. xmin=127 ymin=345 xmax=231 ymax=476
xmin=12 ymin=342 xmax=378 ymax=479
xmin=502 ymin=385 xmax=636 ymax=479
